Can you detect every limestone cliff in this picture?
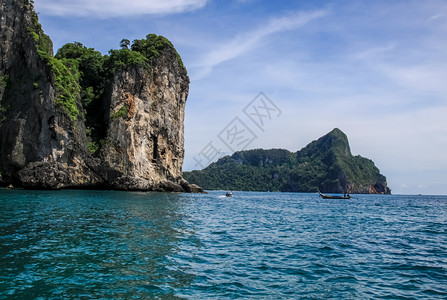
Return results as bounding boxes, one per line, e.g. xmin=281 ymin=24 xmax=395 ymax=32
xmin=0 ymin=0 xmax=201 ymax=192
xmin=100 ymin=50 xmax=191 ymax=191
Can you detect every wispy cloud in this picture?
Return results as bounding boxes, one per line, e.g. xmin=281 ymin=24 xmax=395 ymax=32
xmin=379 ymin=64 xmax=447 ymax=93
xmin=353 ymin=43 xmax=397 ymax=60
xmin=191 ymin=9 xmax=329 ymax=80
xmin=36 ymin=0 xmax=207 ymax=17
xmin=428 ymin=13 xmax=445 ymax=21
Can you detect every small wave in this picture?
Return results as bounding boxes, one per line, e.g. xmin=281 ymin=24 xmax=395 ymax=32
xmin=422 ymin=288 xmax=447 ymax=296
xmin=1 ymin=190 xmax=447 ymax=299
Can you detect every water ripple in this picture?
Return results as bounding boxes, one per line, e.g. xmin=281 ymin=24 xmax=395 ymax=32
xmin=1 ymin=190 xmax=446 ymax=298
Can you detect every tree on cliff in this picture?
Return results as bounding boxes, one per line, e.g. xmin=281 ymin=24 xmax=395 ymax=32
xmin=120 ymin=39 xmax=131 ymax=49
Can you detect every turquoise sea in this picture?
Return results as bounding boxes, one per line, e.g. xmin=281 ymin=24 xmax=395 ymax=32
xmin=1 ymin=189 xmax=446 ymax=299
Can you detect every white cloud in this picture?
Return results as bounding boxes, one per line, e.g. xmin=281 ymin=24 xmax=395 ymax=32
xmin=379 ymin=63 xmax=447 ymax=93
xmin=428 ymin=13 xmax=445 ymax=21
xmin=35 ymin=0 xmax=207 ymax=17
xmin=191 ymin=9 xmax=329 ymax=80
xmin=353 ymin=43 xmax=397 ymax=60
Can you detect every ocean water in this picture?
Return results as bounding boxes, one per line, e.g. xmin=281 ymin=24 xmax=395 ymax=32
xmin=0 ymin=189 xmax=446 ymax=299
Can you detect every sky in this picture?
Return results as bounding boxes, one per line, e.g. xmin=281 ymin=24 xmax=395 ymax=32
xmin=33 ymin=0 xmax=447 ymax=195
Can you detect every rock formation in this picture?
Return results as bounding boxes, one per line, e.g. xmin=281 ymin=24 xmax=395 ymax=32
xmin=100 ymin=54 xmax=191 ymax=191
xmin=184 ymin=128 xmax=391 ymax=194
xmin=0 ymin=0 xmax=201 ymax=192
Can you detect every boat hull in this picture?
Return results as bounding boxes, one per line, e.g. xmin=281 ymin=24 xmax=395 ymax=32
xmin=319 ymin=193 xmax=350 ymax=199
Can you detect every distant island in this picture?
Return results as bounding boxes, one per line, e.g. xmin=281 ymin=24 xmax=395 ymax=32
xmin=184 ymin=128 xmax=391 ymax=194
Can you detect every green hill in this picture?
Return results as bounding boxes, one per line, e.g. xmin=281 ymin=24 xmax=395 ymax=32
xmin=183 ymin=128 xmax=391 ymax=194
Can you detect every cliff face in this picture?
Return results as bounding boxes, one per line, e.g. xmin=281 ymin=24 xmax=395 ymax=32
xmin=101 ymin=51 xmax=190 ymax=191
xmin=184 ymin=128 xmax=391 ymax=194
xmin=0 ymin=0 xmax=201 ymax=192
xmin=0 ymin=0 xmax=94 ymax=188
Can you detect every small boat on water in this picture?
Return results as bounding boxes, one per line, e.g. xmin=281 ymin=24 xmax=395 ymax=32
xmin=319 ymin=192 xmax=350 ymax=199
xmin=225 ymin=192 xmax=233 ymax=197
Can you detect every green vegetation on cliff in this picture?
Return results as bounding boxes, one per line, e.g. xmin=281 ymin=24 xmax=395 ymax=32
xmin=0 ymin=104 xmax=10 ymax=125
xmin=48 ymin=58 xmax=81 ymax=120
xmin=28 ymin=7 xmax=52 ymax=59
xmin=28 ymin=8 xmax=81 ymax=120
xmin=52 ymin=34 xmax=185 ymax=144
xmin=111 ymin=106 xmax=128 ymax=120
xmin=184 ymin=129 xmax=391 ymax=194
xmin=26 ymin=4 xmax=185 ymax=125
xmin=25 ymin=5 xmax=186 ymax=149
xmin=0 ymin=75 xmax=11 ymax=90
xmin=51 ymin=35 xmax=186 ymax=123
xmin=131 ymin=34 xmax=186 ymax=73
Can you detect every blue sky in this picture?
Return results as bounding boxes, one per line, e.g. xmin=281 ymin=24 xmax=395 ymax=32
xmin=34 ymin=0 xmax=447 ymax=195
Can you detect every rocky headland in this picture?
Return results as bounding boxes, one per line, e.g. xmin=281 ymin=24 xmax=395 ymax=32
xmin=0 ymin=0 xmax=202 ymax=192
xmin=184 ymin=129 xmax=391 ymax=194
